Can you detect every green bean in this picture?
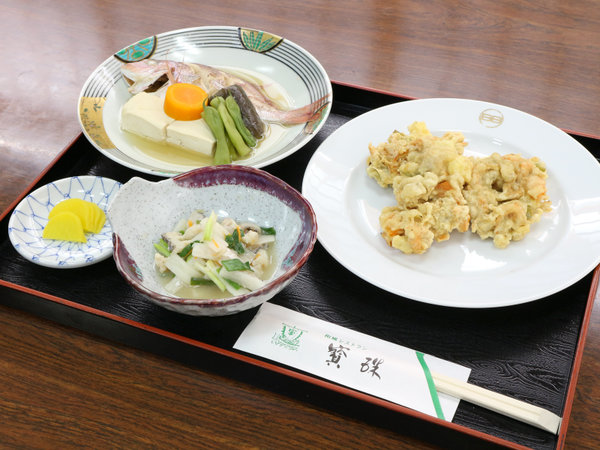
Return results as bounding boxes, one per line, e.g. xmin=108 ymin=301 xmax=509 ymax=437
xmin=211 ymin=97 xmax=251 ymax=157
xmin=202 ymin=106 xmax=231 ymax=165
xmin=208 ymin=85 xmax=265 ymax=139
xmin=210 ymin=96 xmax=224 ymax=108
xmin=226 ymin=134 xmax=237 ymax=159
xmin=225 ymin=96 xmax=257 ymax=147
xmin=211 ymin=97 xmax=248 ymax=158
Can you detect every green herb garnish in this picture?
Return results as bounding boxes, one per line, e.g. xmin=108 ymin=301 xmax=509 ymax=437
xmin=225 ymin=228 xmax=245 ymax=254
xmin=153 ymin=239 xmax=171 ymax=257
xmin=260 ymin=226 xmax=276 ymax=235
xmin=221 ymin=259 xmax=252 ymax=272
xmin=190 ymin=277 xmax=214 ymax=286
xmin=224 ymin=278 xmax=243 ymax=290
xmin=177 ymin=240 xmax=200 ymax=260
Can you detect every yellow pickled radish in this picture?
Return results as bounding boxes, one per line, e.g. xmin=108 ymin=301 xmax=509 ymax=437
xmin=42 ymin=211 xmax=87 ymax=243
xmin=84 ymin=202 xmax=106 ymax=234
xmin=48 ymin=198 xmax=106 ymax=233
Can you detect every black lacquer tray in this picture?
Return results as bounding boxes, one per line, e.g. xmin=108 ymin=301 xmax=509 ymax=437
xmin=1 ymin=83 xmax=599 ymax=449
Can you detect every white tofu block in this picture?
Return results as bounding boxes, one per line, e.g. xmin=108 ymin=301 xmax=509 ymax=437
xmin=121 ymin=92 xmax=174 ymax=141
xmin=166 ymin=119 xmax=216 ymax=156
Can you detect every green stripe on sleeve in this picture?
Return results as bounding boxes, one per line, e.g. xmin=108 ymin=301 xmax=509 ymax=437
xmin=416 ymin=351 xmax=445 ymax=420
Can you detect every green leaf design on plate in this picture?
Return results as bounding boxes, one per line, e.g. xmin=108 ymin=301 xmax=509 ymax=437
xmin=239 ymin=28 xmax=283 ymax=53
xmin=114 ymin=36 xmax=157 ymax=62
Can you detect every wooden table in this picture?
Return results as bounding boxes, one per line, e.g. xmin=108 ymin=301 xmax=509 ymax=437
xmin=1 ymin=0 xmax=598 ymax=447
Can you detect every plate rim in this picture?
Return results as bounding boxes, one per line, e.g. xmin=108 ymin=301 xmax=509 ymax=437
xmin=302 ymin=97 xmax=600 ymax=308
xmin=77 ymin=25 xmax=332 ymax=177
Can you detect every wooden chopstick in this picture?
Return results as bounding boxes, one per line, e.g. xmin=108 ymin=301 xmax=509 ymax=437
xmin=432 ymin=371 xmax=562 ymax=434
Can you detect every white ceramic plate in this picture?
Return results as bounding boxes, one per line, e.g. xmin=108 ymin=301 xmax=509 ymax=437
xmin=302 ymin=98 xmax=600 ymax=308
xmin=78 ymin=26 xmax=332 ymax=177
xmin=8 ymin=176 xmax=122 ymax=268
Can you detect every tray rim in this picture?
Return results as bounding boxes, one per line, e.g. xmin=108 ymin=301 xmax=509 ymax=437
xmin=1 ymin=81 xmax=599 ymax=449
xmin=1 ymin=248 xmax=597 ymax=449
xmin=6 ymin=271 xmax=596 ymax=449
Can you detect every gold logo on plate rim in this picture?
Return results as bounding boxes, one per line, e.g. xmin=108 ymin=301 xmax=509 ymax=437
xmin=479 ymin=109 xmax=504 ymax=128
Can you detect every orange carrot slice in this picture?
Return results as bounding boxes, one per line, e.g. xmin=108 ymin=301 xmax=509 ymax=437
xmin=163 ymin=83 xmax=208 ymax=120
xmin=435 ymin=180 xmax=453 ymax=192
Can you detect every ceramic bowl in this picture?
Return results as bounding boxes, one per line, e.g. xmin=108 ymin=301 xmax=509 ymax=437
xmin=107 ymin=165 xmax=317 ymax=316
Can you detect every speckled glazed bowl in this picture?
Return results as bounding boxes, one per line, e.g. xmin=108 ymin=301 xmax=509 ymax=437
xmin=107 ymin=165 xmax=317 ymax=316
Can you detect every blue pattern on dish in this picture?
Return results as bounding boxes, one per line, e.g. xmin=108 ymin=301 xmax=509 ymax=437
xmin=8 ymin=176 xmax=122 ymax=268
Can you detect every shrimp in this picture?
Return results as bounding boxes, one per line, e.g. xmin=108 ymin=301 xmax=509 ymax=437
xmin=120 ymin=59 xmax=329 ymax=126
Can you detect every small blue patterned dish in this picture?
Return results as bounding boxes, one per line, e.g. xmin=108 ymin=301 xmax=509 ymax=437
xmin=107 ymin=165 xmax=317 ymax=316
xmin=8 ymin=176 xmax=122 ymax=268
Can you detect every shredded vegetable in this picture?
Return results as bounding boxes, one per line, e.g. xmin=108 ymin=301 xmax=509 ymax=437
xmin=154 ymin=210 xmax=276 ymax=299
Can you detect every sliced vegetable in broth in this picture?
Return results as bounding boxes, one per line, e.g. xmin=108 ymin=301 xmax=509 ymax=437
xmin=154 ymin=209 xmax=277 ymax=299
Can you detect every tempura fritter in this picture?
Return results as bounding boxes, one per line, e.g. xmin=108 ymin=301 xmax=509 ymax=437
xmin=380 ymin=196 xmax=471 ymax=254
xmin=367 ymin=122 xmax=552 ymax=254
xmin=367 ymin=121 xmax=469 ymax=188
xmin=368 ymin=122 xmax=473 ymax=254
xmin=463 ymin=152 xmax=552 ymax=248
